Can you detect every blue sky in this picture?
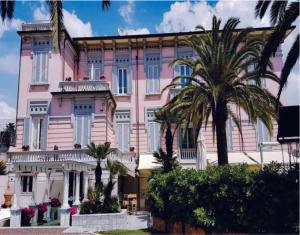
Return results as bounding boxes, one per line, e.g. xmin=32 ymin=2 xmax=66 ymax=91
xmin=0 ymin=0 xmax=298 ymax=119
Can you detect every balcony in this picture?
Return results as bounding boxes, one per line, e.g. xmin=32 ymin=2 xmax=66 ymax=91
xmin=179 ymin=148 xmax=197 ymax=159
xmin=59 ymin=80 xmax=110 ymax=92
xmin=8 ymin=149 xmax=136 ymax=175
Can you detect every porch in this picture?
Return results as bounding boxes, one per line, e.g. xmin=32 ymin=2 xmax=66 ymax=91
xmin=7 ymin=149 xmax=136 ymax=227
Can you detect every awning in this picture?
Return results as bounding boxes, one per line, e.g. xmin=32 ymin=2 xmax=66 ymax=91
xmin=206 ymin=151 xmax=289 ymax=165
xmin=138 ymin=154 xmax=161 ymax=170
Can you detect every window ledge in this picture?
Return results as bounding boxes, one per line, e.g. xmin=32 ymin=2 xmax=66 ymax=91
xmin=145 ymin=92 xmax=161 ymax=96
xmin=114 ymin=94 xmax=131 ymax=97
xmin=30 ymin=83 xmax=49 ymax=86
xmin=21 ymin=192 xmax=32 ymax=195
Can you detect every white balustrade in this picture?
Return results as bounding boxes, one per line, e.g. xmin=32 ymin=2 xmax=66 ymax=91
xmin=180 ymin=148 xmax=197 ymax=159
xmin=59 ymin=80 xmax=109 ymax=92
xmin=22 ymin=22 xmax=52 ymax=31
xmin=8 ymin=149 xmax=136 ymax=165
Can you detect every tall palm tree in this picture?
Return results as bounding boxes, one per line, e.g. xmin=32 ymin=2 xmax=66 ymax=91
xmin=164 ymin=16 xmax=280 ymax=166
xmin=0 ymin=0 xmax=111 ymax=51
xmin=0 ymin=160 xmax=7 ymax=175
xmin=255 ymin=0 xmax=299 ymax=101
xmin=153 ymin=106 xmax=183 ymax=172
xmin=103 ymin=159 xmax=127 ymax=203
xmin=87 ymin=142 xmax=115 ymax=189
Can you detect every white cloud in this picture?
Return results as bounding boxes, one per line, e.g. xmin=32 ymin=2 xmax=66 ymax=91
xmin=33 ymin=5 xmax=93 ymax=37
xmin=118 ymin=27 xmax=150 ymax=36
xmin=156 ymin=0 xmax=270 ymax=33
xmin=0 ymin=101 xmax=16 ymax=120
xmin=118 ymin=1 xmax=135 ymax=24
xmin=0 ymin=18 xmax=23 ymax=38
xmin=0 ymin=54 xmax=19 ymax=75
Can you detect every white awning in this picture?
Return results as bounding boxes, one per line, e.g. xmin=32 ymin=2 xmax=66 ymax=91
xmin=138 ymin=154 xmax=161 ymax=170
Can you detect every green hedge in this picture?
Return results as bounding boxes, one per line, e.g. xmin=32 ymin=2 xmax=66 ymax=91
xmin=148 ymin=163 xmax=299 ymax=234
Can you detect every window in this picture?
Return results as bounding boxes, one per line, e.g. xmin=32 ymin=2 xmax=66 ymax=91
xmin=74 ymin=115 xmax=91 ymax=147
xmin=180 ymin=127 xmax=195 ymax=149
xmin=147 ymin=65 xmax=160 ymax=94
xmin=31 ymin=117 xmax=47 ymax=150
xmin=118 ymin=68 xmax=128 ymax=94
xmin=147 ymin=111 xmax=160 ymax=153
xmin=87 ymin=59 xmax=101 ymax=80
xmin=180 ymin=65 xmax=191 ymax=86
xmin=115 ymin=111 xmax=130 ymax=152
xmin=256 ymin=119 xmax=271 ymax=146
xmin=32 ymin=51 xmax=49 ymax=83
xmin=22 ymin=175 xmax=33 ymax=193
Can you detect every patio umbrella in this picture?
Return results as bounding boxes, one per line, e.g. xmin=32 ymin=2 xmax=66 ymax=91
xmin=196 ymin=130 xmax=207 ymax=170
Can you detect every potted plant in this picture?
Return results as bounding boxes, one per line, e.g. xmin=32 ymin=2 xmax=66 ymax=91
xmin=21 ymin=207 xmax=35 ymax=226
xmin=74 ymin=144 xmax=81 ymax=149
xmin=100 ymin=75 xmax=106 ymax=80
xmin=37 ymin=203 xmax=47 ymax=225
xmin=130 ymin=147 xmax=135 ymax=152
xmin=69 ymin=207 xmax=77 ymax=226
xmin=83 ymin=77 xmax=89 ymax=81
xmin=65 ymin=77 xmax=71 ymax=81
xmin=22 ymin=145 xmax=29 ymax=151
xmin=50 ymin=197 xmax=61 ymax=220
xmin=53 ymin=145 xmax=59 ymax=150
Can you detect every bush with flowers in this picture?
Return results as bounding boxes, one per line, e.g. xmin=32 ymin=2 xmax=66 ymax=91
xmin=21 ymin=207 xmax=35 ymax=226
xmin=50 ymin=197 xmax=61 ymax=207
xmin=69 ymin=207 xmax=77 ymax=226
xmin=37 ymin=202 xmax=48 ymax=224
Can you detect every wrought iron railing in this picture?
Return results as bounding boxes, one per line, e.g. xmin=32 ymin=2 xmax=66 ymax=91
xmin=59 ymin=80 xmax=109 ymax=92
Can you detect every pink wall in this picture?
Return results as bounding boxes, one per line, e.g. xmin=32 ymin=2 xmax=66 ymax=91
xmin=15 ymin=28 xmax=285 ymax=155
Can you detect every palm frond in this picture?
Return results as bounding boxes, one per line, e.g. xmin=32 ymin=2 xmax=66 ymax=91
xmin=102 ymin=0 xmax=111 ymax=10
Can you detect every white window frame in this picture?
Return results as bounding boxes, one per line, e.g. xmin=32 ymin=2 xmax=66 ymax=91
xmin=180 ymin=127 xmax=195 ymax=149
xmin=118 ymin=68 xmax=128 ymax=95
xmin=31 ymin=117 xmax=45 ymax=150
xmin=146 ymin=65 xmax=160 ymax=94
xmin=32 ymin=51 xmax=49 ymax=84
xmin=21 ymin=175 xmax=33 ymax=193
xmin=180 ymin=64 xmax=191 ymax=85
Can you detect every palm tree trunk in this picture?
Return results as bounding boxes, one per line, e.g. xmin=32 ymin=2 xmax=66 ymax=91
xmin=215 ymin=103 xmax=229 ymax=165
xmin=95 ymin=161 xmax=102 ymax=188
xmin=165 ymin=127 xmax=173 ymax=157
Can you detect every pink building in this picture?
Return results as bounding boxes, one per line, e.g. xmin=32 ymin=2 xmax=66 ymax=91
xmin=7 ymin=22 xmax=292 ymax=226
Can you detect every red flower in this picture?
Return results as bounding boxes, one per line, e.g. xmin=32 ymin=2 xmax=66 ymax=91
xmin=38 ymin=203 xmax=48 ymax=214
xmin=69 ymin=207 xmax=77 ymax=216
xmin=50 ymin=197 xmax=61 ymax=207
xmin=21 ymin=207 xmax=35 ymax=219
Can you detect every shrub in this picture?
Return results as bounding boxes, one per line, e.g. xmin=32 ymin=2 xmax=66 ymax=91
xmin=21 ymin=207 xmax=35 ymax=226
xmin=148 ymin=163 xmax=299 ymax=234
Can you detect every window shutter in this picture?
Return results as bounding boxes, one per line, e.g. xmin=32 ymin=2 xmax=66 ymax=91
xmin=174 ymin=64 xmax=180 ymax=78
xmin=226 ymin=119 xmax=232 ymax=151
xmin=127 ymin=67 xmax=132 ymax=94
xmin=112 ymin=66 xmax=118 ymax=94
xmin=178 ymin=128 xmax=182 ymax=149
xmin=123 ymin=123 xmax=130 ymax=152
xmin=40 ymin=116 xmax=48 ymax=150
xmin=82 ymin=116 xmax=90 ymax=147
xmin=155 ymin=123 xmax=160 ymax=151
xmin=75 ymin=116 xmax=82 ymax=145
xmin=23 ymin=117 xmax=31 ymax=146
xmin=32 ymin=54 xmax=37 ymax=83
xmin=148 ymin=122 xmax=155 ymax=153
xmin=116 ymin=123 xmax=122 ymax=151
xmin=41 ymin=52 xmax=49 ymax=83
xmin=154 ymin=65 xmax=159 ymax=93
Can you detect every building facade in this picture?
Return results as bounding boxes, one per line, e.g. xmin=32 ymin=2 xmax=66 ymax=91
xmin=7 ymin=22 xmax=291 ymax=226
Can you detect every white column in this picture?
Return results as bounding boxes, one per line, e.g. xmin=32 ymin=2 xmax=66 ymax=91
xmin=62 ymin=170 xmax=70 ymax=208
xmin=73 ymin=171 xmax=80 ymax=206
xmin=30 ymin=172 xmax=38 ymax=225
xmin=83 ymin=171 xmax=89 ymax=202
xmin=10 ymin=172 xmax=21 ymax=228
xmin=44 ymin=171 xmax=51 ymax=221
xmin=59 ymin=170 xmax=70 ymax=227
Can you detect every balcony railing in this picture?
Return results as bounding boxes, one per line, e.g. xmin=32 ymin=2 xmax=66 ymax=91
xmin=21 ymin=22 xmax=52 ymax=31
xmin=180 ymin=148 xmax=197 ymax=159
xmin=8 ymin=149 xmax=136 ymax=166
xmin=59 ymin=80 xmax=110 ymax=93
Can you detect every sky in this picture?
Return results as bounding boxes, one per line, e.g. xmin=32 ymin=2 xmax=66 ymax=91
xmin=0 ymin=0 xmax=299 ymax=120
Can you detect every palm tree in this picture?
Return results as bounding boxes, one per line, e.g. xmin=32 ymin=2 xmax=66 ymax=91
xmin=255 ymin=0 xmax=299 ymax=101
xmin=103 ymin=159 xmax=127 ymax=203
xmin=164 ymin=16 xmax=280 ymax=166
xmin=153 ymin=106 xmax=183 ymax=172
xmin=1 ymin=123 xmax=16 ymax=148
xmin=0 ymin=0 xmax=111 ymax=51
xmin=87 ymin=142 xmax=115 ymax=189
xmin=0 ymin=160 xmax=7 ymax=175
